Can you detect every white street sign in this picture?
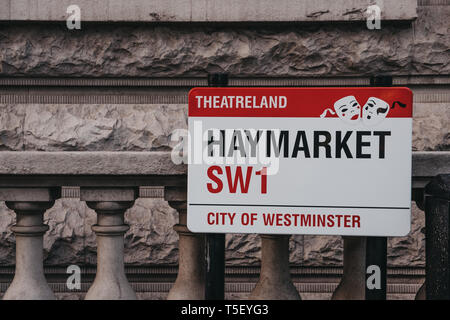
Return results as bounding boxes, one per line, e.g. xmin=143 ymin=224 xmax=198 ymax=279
xmin=187 ymin=87 xmax=413 ymax=236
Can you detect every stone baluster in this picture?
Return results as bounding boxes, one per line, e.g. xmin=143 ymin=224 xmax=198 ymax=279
xmin=249 ymin=235 xmax=300 ymax=300
xmin=80 ymin=187 xmax=138 ymax=300
xmin=0 ymin=187 xmax=60 ymax=300
xmin=415 ymin=282 xmax=425 ymax=300
xmin=332 ymin=236 xmax=366 ymax=300
xmin=165 ymin=186 xmax=205 ymax=300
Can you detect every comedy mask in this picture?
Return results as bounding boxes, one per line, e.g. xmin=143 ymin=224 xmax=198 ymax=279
xmin=333 ymin=95 xmax=361 ymax=125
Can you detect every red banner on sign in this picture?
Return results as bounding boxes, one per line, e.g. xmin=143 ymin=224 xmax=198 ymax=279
xmin=188 ymin=87 xmax=412 ymax=119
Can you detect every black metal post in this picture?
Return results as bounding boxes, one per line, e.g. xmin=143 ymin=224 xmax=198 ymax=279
xmin=204 ymin=73 xmax=228 ymax=300
xmin=369 ymin=75 xmax=393 ymax=86
xmin=425 ymin=174 xmax=450 ymax=299
xmin=365 ymin=75 xmax=391 ymax=300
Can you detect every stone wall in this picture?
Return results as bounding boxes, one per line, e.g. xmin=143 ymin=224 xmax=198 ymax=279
xmin=0 ymin=7 xmax=448 ymax=77
xmin=0 ymin=103 xmax=448 ymax=152
xmin=0 ymin=5 xmax=448 ymax=270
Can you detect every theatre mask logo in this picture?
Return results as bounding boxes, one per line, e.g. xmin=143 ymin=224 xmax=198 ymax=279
xmin=321 ymin=96 xmax=399 ymax=126
xmin=332 ymin=95 xmax=361 ymax=124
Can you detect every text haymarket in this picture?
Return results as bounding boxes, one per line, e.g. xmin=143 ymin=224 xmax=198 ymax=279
xmin=206 ymin=129 xmax=391 ymax=160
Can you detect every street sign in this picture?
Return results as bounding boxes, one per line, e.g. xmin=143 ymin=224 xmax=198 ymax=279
xmin=187 ymin=87 xmax=412 ymax=236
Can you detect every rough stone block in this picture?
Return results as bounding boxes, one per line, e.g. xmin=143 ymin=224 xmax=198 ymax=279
xmin=0 ymin=7 xmax=447 ymax=77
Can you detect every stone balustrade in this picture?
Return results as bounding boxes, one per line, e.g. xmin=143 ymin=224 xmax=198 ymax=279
xmin=0 ymin=151 xmax=186 ymax=300
xmin=0 ymin=151 xmax=448 ymax=300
